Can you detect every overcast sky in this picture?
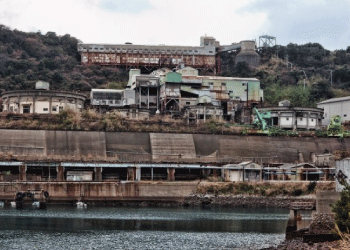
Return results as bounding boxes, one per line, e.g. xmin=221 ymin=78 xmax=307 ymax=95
xmin=0 ymin=0 xmax=349 ymax=50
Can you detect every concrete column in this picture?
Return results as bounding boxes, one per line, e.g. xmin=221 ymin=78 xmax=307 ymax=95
xmin=32 ymin=95 xmax=36 ymax=114
xmin=127 ymin=167 xmax=136 ymax=181
xmin=75 ymin=98 xmax=78 ymax=110
xmin=17 ymin=96 xmax=21 ymax=114
xmin=94 ymin=167 xmax=102 ymax=181
xmin=147 ymin=87 xmax=150 ymax=109
xmin=306 ymin=112 xmax=310 ymax=130
xmin=292 ymin=111 xmax=296 ymax=130
xmin=6 ymin=98 xmax=10 ymax=112
xmin=277 ymin=112 xmax=281 ymax=127
xmin=324 ymin=168 xmax=329 ymax=181
xmin=64 ymin=97 xmax=68 ymax=108
xmin=49 ymin=96 xmax=52 ymax=114
xmin=167 ymin=168 xmax=175 ymax=181
xmin=151 ymin=168 xmax=154 ymax=181
xmin=139 ymin=87 xmax=141 ymax=108
xmin=135 ymin=167 xmax=141 ymax=181
xmin=57 ymin=165 xmax=65 ymax=181
xmin=19 ymin=165 xmax=27 ymax=181
xmin=296 ymin=168 xmax=302 ymax=181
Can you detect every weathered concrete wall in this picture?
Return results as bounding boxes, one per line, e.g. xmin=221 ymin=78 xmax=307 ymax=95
xmin=105 ymin=132 xmax=151 ymax=154
xmin=45 ymin=131 xmax=106 ymax=157
xmin=0 ymin=129 xmax=349 ymax=163
xmin=0 ymin=181 xmax=197 ymax=201
xmin=150 ymin=133 xmax=196 ymax=161
xmin=0 ymin=129 xmax=46 ymax=156
xmin=138 ymin=182 xmax=197 ymax=197
xmin=193 ymin=134 xmax=350 ymax=162
xmin=316 ymin=190 xmax=340 ymax=213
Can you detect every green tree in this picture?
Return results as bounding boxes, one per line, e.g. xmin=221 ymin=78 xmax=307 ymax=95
xmin=332 ymin=175 xmax=350 ymax=232
xmin=310 ymin=80 xmax=334 ymax=103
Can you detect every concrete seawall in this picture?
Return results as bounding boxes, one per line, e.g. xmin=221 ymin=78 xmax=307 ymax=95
xmin=0 ymin=182 xmax=198 ymax=202
xmin=0 ymin=129 xmax=349 ymax=163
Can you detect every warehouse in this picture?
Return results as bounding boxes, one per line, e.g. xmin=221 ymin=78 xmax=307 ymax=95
xmin=317 ymin=96 xmax=350 ymax=125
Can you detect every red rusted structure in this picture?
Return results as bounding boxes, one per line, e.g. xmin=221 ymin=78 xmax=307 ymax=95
xmin=78 ymin=37 xmax=260 ymax=74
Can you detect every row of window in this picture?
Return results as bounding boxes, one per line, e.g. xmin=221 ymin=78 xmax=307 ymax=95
xmin=284 ymin=117 xmax=314 ymax=122
xmin=82 ymin=47 xmax=214 ymax=54
xmin=22 ymin=105 xmax=63 ymax=113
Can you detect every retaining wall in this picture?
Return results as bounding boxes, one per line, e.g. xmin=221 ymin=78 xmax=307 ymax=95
xmin=0 ymin=129 xmax=349 ymax=163
xmin=0 ymin=181 xmax=198 ymax=202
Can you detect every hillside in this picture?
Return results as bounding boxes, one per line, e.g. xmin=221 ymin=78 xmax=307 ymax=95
xmin=0 ymin=25 xmax=128 ymax=93
xmin=221 ymin=43 xmax=350 ymax=107
xmin=1 ymin=24 xmax=350 ymax=107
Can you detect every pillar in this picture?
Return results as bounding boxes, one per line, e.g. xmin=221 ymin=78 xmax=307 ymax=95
xmin=32 ymin=95 xmax=36 ymax=114
xmin=6 ymin=97 xmax=10 ymax=112
xmin=292 ymin=111 xmax=297 ymax=130
xmin=135 ymin=167 xmax=141 ymax=181
xmin=57 ymin=165 xmax=65 ymax=181
xmin=296 ymin=168 xmax=302 ymax=181
xmin=167 ymin=168 xmax=175 ymax=181
xmin=127 ymin=167 xmax=136 ymax=181
xmin=324 ymin=168 xmax=329 ymax=181
xmin=49 ymin=96 xmax=52 ymax=114
xmin=94 ymin=167 xmax=102 ymax=181
xmin=306 ymin=112 xmax=310 ymax=130
xmin=17 ymin=96 xmax=21 ymax=114
xmin=19 ymin=165 xmax=27 ymax=181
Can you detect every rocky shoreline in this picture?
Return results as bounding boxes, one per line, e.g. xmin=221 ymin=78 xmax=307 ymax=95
xmin=262 ymin=238 xmax=340 ymax=250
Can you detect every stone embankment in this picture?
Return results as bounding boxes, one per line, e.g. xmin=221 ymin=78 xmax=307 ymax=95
xmin=262 ymin=238 xmax=340 ymax=250
xmin=183 ymin=194 xmax=315 ymax=208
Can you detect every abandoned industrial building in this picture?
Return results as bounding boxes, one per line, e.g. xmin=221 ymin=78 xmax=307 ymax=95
xmin=78 ymin=36 xmax=260 ymax=73
xmin=258 ymin=100 xmax=324 ymax=130
xmin=89 ymin=67 xmax=264 ymax=122
xmin=1 ymin=81 xmax=86 ymax=114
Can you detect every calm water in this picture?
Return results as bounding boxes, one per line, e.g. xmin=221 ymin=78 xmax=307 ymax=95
xmin=0 ymin=205 xmax=289 ymax=250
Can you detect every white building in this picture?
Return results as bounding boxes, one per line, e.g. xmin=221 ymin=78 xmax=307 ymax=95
xmin=1 ymin=82 xmax=86 ymax=114
xmin=317 ymin=96 xmax=350 ymax=125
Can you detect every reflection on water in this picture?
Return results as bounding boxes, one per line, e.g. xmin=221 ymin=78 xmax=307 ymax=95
xmin=0 ymin=206 xmax=289 ymax=250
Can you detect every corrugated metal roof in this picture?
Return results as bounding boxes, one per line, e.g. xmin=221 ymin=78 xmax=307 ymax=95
xmin=317 ymin=96 xmax=350 ymax=105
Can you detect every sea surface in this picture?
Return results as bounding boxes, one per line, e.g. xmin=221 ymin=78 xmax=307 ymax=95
xmin=0 ymin=205 xmax=290 ymax=250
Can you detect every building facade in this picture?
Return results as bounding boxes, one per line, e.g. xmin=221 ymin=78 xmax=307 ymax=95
xmin=317 ymin=96 xmax=350 ymax=125
xmin=257 ymin=106 xmax=323 ymax=130
xmin=2 ymin=89 xmax=86 ymax=114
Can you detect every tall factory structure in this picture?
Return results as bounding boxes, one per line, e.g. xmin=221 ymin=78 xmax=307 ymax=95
xmin=78 ymin=36 xmax=260 ymax=74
